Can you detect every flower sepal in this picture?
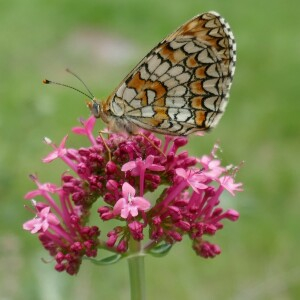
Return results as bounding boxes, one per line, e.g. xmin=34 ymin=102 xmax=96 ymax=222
xmin=148 ymin=243 xmax=173 ymax=257
xmin=84 ymin=253 xmax=122 ymax=265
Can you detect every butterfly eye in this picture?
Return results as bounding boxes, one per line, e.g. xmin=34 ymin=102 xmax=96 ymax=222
xmin=87 ymin=100 xmax=101 ymax=118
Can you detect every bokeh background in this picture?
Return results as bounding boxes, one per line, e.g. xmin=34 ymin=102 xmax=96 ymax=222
xmin=1 ymin=0 xmax=299 ymax=299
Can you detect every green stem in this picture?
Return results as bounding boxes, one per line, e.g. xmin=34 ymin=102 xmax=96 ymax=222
xmin=127 ymin=240 xmax=146 ymax=300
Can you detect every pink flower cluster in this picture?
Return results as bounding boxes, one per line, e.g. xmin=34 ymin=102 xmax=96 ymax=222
xmin=23 ymin=116 xmax=243 ymax=275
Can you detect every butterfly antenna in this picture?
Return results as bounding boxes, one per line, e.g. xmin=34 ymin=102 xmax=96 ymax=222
xmin=42 ymin=79 xmax=93 ymax=100
xmin=65 ymin=68 xmax=95 ymax=99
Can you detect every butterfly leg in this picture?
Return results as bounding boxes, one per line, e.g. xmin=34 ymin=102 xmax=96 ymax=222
xmin=98 ymin=131 xmax=112 ymax=161
xmin=136 ymin=133 xmax=166 ymax=158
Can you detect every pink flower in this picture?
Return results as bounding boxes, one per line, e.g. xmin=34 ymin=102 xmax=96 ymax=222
xmin=199 ymin=155 xmax=225 ymax=179
xmin=113 ymin=182 xmax=151 ymax=218
xmin=122 ymin=155 xmax=165 ymax=196
xmin=128 ymin=221 xmax=144 ymax=240
xmin=219 ymin=176 xmax=243 ymax=196
xmin=23 ymin=206 xmax=60 ymax=234
xmin=194 ymin=240 xmax=221 ymax=258
xmin=224 ymin=209 xmax=240 ymax=221
xmin=43 ymin=135 xmax=68 ymax=163
xmin=24 ymin=175 xmax=58 ymax=199
xmin=42 ymin=135 xmax=78 ymax=173
xmin=24 ymin=115 xmax=243 ymax=275
xmin=175 ymin=168 xmax=207 ymax=193
xmin=72 ymin=116 xmax=97 ymax=146
xmin=122 ymin=155 xmax=165 ymax=175
xmin=72 ymin=116 xmax=95 ymax=135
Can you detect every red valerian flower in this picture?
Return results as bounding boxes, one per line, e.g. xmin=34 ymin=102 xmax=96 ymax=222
xmin=23 ymin=116 xmax=243 ymax=275
xmin=23 ymin=205 xmax=60 ymax=234
xmin=113 ymin=182 xmax=151 ymax=218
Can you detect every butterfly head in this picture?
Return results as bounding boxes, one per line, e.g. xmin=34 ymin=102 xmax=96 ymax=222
xmin=87 ymin=99 xmax=101 ymax=118
xmin=87 ymin=98 xmax=112 ymax=125
xmin=87 ymin=97 xmax=138 ymax=135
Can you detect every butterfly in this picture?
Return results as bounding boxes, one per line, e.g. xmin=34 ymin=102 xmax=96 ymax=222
xmin=47 ymin=11 xmax=236 ymax=136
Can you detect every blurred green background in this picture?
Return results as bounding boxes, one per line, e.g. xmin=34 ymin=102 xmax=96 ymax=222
xmin=1 ymin=0 xmax=299 ymax=299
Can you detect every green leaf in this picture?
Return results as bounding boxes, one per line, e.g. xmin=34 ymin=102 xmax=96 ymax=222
xmin=84 ymin=254 xmax=122 ymax=265
xmin=149 ymin=243 xmax=172 ymax=257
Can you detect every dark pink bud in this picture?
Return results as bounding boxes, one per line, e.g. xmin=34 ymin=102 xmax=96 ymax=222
xmin=62 ymin=175 xmax=73 ymax=182
xmin=145 ymin=174 xmax=161 ymax=184
xmin=204 ymin=224 xmax=217 ymax=235
xmin=224 ymin=209 xmax=239 ymax=221
xmin=184 ymin=157 xmax=197 ymax=167
xmin=167 ymin=152 xmax=175 ymax=161
xmin=106 ymin=236 xmax=117 ymax=248
xmin=66 ymin=264 xmax=79 ymax=275
xmin=80 ymin=227 xmax=90 ymax=235
xmin=150 ymin=227 xmax=164 ymax=240
xmin=174 ymin=198 xmax=188 ymax=207
xmin=106 ymin=161 xmax=117 ymax=174
xmin=70 ymin=214 xmax=80 ymax=224
xmin=212 ymin=207 xmax=223 ymax=217
xmin=35 ymin=202 xmax=47 ymax=211
xmin=174 ymin=137 xmax=188 ymax=147
xmin=117 ymin=240 xmax=128 ymax=253
xmin=152 ymin=216 xmax=161 ymax=225
xmin=70 ymin=242 xmax=83 ymax=253
xmin=66 ymin=150 xmax=78 ymax=160
xmin=178 ymin=151 xmax=188 ymax=160
xmin=168 ymin=231 xmax=182 ymax=241
xmin=83 ymin=240 xmax=93 ymax=250
xmin=175 ymin=220 xmax=191 ymax=231
xmin=101 ymin=211 xmax=115 ymax=221
xmin=103 ymin=193 xmax=117 ymax=205
xmin=72 ymin=192 xmax=85 ymax=204
xmin=55 ymin=263 xmax=65 ymax=272
xmin=90 ymin=226 xmax=100 ymax=237
xmin=78 ymin=148 xmax=90 ymax=156
xmin=97 ymin=206 xmax=110 ymax=214
xmin=88 ymin=176 xmax=102 ymax=189
xmin=107 ymin=230 xmax=118 ymax=247
xmin=198 ymin=242 xmax=221 ymax=258
xmin=106 ymin=179 xmax=119 ymax=191
xmin=215 ymin=222 xmax=223 ymax=230
xmin=55 ymin=252 xmax=65 ymax=263
xmin=62 ymin=182 xmax=76 ymax=192
xmin=168 ymin=206 xmax=182 ymax=222
xmin=128 ymin=221 xmax=144 ymax=241
xmin=89 ymin=153 xmax=103 ymax=164
xmin=205 ymin=186 xmax=216 ymax=196
xmin=86 ymin=249 xmax=97 ymax=257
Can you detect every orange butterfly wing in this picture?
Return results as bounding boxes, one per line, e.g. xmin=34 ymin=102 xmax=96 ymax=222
xmin=99 ymin=11 xmax=236 ymax=135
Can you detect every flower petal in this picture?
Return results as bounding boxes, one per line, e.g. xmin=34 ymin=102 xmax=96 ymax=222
xmin=121 ymin=161 xmax=137 ymax=172
xmin=147 ymin=164 xmax=165 ymax=171
xmin=127 ymin=206 xmax=138 ymax=217
xmin=24 ymin=190 xmax=41 ymax=199
xmin=122 ymin=182 xmax=136 ymax=198
xmin=132 ymin=197 xmax=151 ymax=211
xmin=144 ymin=155 xmax=155 ymax=166
xmin=219 ymin=176 xmax=243 ymax=196
xmin=113 ymin=198 xmax=126 ymax=216
xmin=72 ymin=127 xmax=86 ymax=135
xmin=175 ymin=168 xmax=187 ymax=179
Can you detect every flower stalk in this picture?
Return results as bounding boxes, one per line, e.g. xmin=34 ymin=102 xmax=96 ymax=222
xmin=128 ymin=240 xmax=146 ymax=300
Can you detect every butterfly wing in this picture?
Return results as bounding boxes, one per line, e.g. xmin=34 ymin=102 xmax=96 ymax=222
xmin=106 ymin=11 xmax=236 ymax=135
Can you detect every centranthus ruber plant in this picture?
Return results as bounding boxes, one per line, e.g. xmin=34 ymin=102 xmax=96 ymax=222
xmin=23 ymin=116 xmax=243 ymax=298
